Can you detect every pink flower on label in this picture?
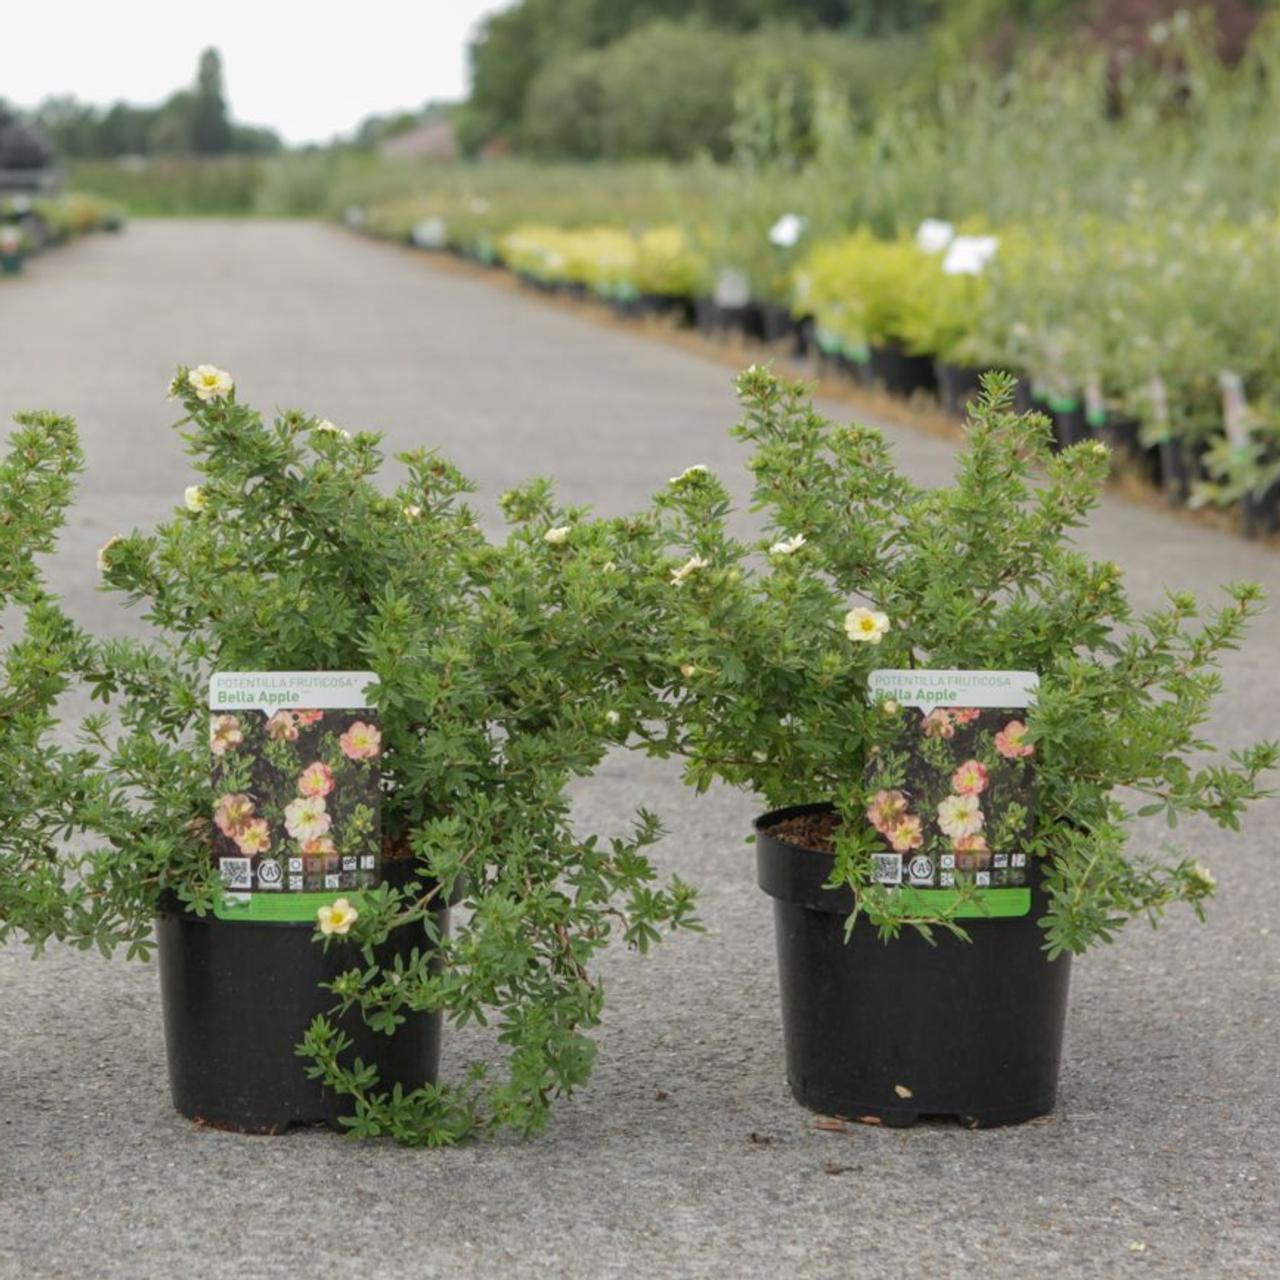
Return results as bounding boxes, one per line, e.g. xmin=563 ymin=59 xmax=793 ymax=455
xmin=886 ymin=814 xmax=924 ymax=853
xmin=284 ymin=795 xmax=332 ymax=842
xmin=209 ymin=714 xmax=243 ymax=756
xmin=995 ymin=719 xmax=1034 ymax=759
xmin=339 ymin=721 xmax=381 ymax=760
xmin=951 ymin=759 xmax=989 ymax=796
xmin=866 ymin=789 xmax=909 ymax=835
xmin=921 ymin=709 xmax=955 ymax=739
xmin=266 ymin=710 xmax=300 ymax=742
xmin=301 ymin=837 xmax=336 ymax=856
xmin=297 ymin=761 xmax=335 ymax=798
xmin=293 ymin=709 xmax=325 ymax=727
xmin=235 ymin=818 xmax=271 ymax=856
xmin=953 ymin=833 xmax=989 ymax=854
xmin=214 ymin=792 xmax=255 ymax=838
xmin=947 ymin=707 xmax=982 ymax=726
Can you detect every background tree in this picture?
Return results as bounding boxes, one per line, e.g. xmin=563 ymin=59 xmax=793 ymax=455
xmin=190 ymin=48 xmax=233 ymax=154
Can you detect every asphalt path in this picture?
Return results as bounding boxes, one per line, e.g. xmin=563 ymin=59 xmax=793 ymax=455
xmin=0 ymin=222 xmax=1275 ymax=1279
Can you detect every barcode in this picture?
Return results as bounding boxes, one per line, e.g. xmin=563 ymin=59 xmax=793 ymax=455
xmin=219 ymin=857 xmax=252 ymax=890
xmin=872 ymin=853 xmax=903 ymax=885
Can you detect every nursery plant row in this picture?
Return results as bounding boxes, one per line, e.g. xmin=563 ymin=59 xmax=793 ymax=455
xmin=2 ymin=363 xmax=1273 ymax=1146
xmin=0 ymin=191 xmax=125 ymax=277
xmin=350 ymin=208 xmax=1280 ymax=540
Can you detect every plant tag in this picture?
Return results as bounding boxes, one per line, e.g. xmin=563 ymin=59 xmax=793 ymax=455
xmin=208 ymin=672 xmax=382 ymax=922
xmin=865 ymin=670 xmax=1038 ymax=917
xmin=768 ymin=212 xmax=807 ymax=248
xmin=713 ymin=267 xmax=751 ymax=309
xmin=1219 ymin=370 xmax=1251 ymax=449
xmin=942 ymin=235 xmax=998 ymax=276
xmin=1084 ymin=374 xmax=1106 ymax=428
xmin=411 ymin=216 xmax=448 ymax=250
xmin=915 ymin=218 xmax=955 ymax=254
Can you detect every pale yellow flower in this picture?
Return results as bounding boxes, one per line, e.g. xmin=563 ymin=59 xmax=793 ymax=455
xmin=404 ymin=505 xmax=423 ymax=520
xmin=669 ymin=464 xmax=709 ymax=485
xmin=544 ymin=525 xmax=572 ymax=546
xmin=671 ymin=555 xmax=710 ymax=587
xmin=1188 ymin=862 xmax=1216 ymax=892
xmin=188 ymin=365 xmax=234 ymax=402
xmin=97 ymin=536 xmax=123 ymax=573
xmin=314 ymin=419 xmax=351 ymax=439
xmin=184 ymin=485 xmax=207 ymax=513
xmin=769 ymin=533 xmax=806 ymax=556
xmin=844 ymin=606 xmax=890 ymax=645
xmin=317 ymin=898 xmax=359 ymax=936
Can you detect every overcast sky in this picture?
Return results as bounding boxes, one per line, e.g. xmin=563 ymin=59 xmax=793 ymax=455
xmin=3 ymin=2 xmax=513 ymax=144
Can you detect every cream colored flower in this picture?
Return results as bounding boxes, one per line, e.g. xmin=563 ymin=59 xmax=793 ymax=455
xmin=938 ymin=793 xmax=984 ymax=841
xmin=404 ymin=505 xmax=423 ymax=520
xmin=844 ymin=606 xmax=890 ymax=645
xmin=671 ymin=555 xmax=710 ymax=587
xmin=680 ymin=663 xmax=696 ymax=679
xmin=317 ymin=897 xmax=359 ymax=936
xmin=1188 ymin=862 xmax=1216 ymax=892
xmin=314 ymin=419 xmax=351 ymax=439
xmin=97 ymin=536 xmax=123 ymax=573
xmin=604 ymin=710 xmax=621 ymax=726
xmin=768 ymin=533 xmax=806 ymax=556
xmin=188 ymin=365 xmax=234 ymax=402
xmin=669 ymin=464 xmax=709 ymax=485
xmin=544 ymin=525 xmax=572 ymax=546
xmin=284 ymin=795 xmax=332 ymax=843
xmin=881 ymin=700 xmax=899 ymax=716
xmin=184 ymin=485 xmax=207 ymax=513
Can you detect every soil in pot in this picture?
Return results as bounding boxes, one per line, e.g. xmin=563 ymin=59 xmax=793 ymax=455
xmin=158 ymin=855 xmax=452 ymax=1133
xmin=756 ymin=803 xmax=1072 ymax=1129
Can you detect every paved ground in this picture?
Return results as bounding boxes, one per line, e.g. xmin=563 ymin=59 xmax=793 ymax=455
xmin=1 ymin=222 xmax=1276 ymax=1279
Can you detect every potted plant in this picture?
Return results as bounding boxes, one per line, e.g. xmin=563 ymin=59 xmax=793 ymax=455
xmin=0 ymin=224 xmax=25 ymax=275
xmin=1 ymin=412 xmax=92 ymax=950
xmin=72 ymin=365 xmax=699 ymax=1142
xmin=619 ymin=367 xmax=1275 ymax=1127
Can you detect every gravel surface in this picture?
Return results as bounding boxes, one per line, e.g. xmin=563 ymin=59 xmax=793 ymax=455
xmin=1 ymin=222 xmax=1276 ymax=1280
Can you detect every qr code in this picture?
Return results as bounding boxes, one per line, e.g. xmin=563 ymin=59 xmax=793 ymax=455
xmin=871 ymin=853 xmax=903 ymax=885
xmin=219 ymin=857 xmax=252 ymax=890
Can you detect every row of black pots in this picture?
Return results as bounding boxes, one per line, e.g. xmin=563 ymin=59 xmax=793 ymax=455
xmin=154 ymin=803 xmax=1066 ymax=1134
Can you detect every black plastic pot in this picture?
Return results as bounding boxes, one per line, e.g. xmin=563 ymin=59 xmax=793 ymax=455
xmin=934 ymin=361 xmax=986 ymax=415
xmin=868 ymin=342 xmax=937 ymax=398
xmin=1101 ymin=416 xmax=1162 ymax=487
xmin=756 ymin=803 xmax=1072 ymax=1128
xmin=694 ymin=297 xmax=722 ymax=336
xmin=1158 ymin=437 xmax=1196 ymax=505
xmin=1242 ymin=480 xmax=1280 ymax=538
xmin=759 ymin=303 xmax=796 ymax=347
xmin=158 ymin=862 xmax=451 ymax=1133
xmin=1049 ymin=399 xmax=1089 ymax=451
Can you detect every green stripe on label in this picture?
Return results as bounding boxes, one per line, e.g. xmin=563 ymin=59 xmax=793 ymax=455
xmin=213 ymin=890 xmax=369 ymax=923
xmin=886 ymin=887 xmax=1031 ymax=918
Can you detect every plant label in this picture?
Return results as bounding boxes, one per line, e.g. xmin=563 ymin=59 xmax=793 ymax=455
xmin=768 ymin=213 xmax=807 ymax=248
xmin=865 ymin=670 xmax=1038 ymax=917
xmin=941 ymin=235 xmax=998 ymax=276
xmin=915 ymin=218 xmax=955 ymax=254
xmin=208 ymin=671 xmax=382 ymax=922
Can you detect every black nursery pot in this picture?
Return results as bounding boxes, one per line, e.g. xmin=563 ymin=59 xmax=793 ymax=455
xmin=157 ymin=861 xmax=451 ymax=1133
xmin=756 ymin=803 xmax=1072 ymax=1128
xmin=869 ymin=342 xmax=937 ymax=398
xmin=934 ymin=360 xmax=986 ymax=415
